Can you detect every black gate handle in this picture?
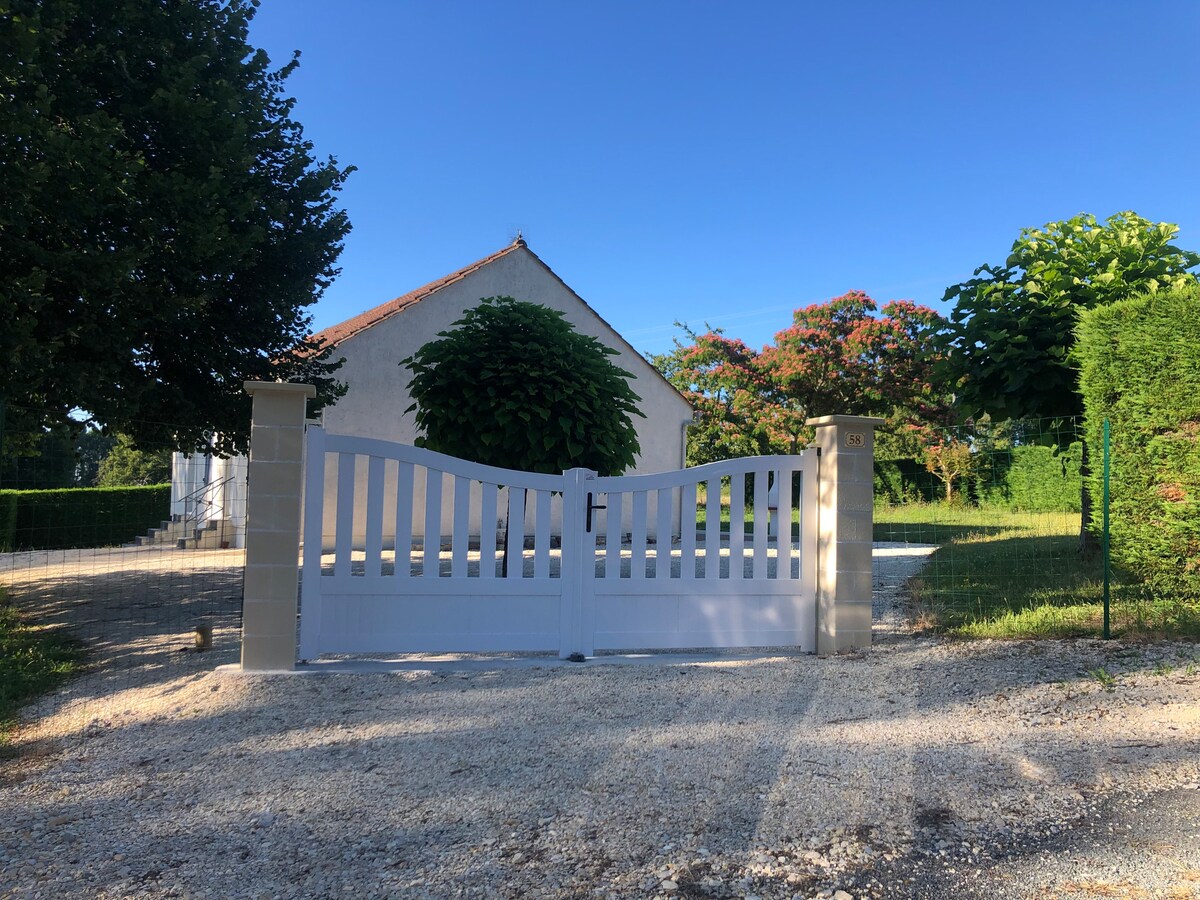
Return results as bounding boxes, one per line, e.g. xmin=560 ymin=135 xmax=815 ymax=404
xmin=586 ymin=492 xmax=607 ymax=533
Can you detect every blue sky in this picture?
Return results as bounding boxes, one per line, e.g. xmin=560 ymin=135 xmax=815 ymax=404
xmin=249 ymin=1 xmax=1200 ymax=356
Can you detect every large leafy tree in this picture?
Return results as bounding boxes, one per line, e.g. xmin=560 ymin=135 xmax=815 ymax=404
xmin=649 ymin=327 xmax=786 ymax=465
xmin=0 ymin=0 xmax=352 ymax=453
xmin=403 ymin=297 xmax=644 ymax=475
xmin=761 ymin=292 xmax=949 ymax=453
xmin=940 ymin=211 xmax=1200 ymax=419
xmin=656 ymin=292 xmax=949 ymax=463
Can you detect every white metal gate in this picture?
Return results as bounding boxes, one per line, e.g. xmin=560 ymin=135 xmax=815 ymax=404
xmin=298 ymin=427 xmax=818 ymax=660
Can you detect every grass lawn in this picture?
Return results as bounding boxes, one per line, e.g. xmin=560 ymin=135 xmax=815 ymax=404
xmin=0 ymin=591 xmax=84 ymax=749
xmin=875 ymin=503 xmax=1200 ymax=639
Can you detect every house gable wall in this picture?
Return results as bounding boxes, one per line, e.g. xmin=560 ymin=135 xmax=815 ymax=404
xmin=322 ymin=246 xmax=693 ymax=474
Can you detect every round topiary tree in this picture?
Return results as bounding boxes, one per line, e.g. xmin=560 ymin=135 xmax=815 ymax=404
xmin=402 ymin=297 xmax=643 ymax=475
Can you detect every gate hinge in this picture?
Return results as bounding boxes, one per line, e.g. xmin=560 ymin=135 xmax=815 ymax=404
xmin=815 ymin=447 xmax=822 ymax=458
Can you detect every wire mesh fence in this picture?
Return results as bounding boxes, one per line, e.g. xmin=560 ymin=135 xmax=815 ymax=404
xmin=872 ymin=415 xmax=1200 ymax=639
xmin=0 ymin=406 xmax=245 ymax=762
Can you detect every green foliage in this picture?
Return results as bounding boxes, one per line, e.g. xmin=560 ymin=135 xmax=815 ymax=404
xmin=873 ymin=457 xmax=938 ymax=504
xmin=652 ymin=292 xmax=950 ymax=464
xmin=403 ymin=297 xmax=644 ymax=475
xmin=649 ymin=326 xmax=777 ymax=465
xmin=0 ymin=0 xmax=352 ymax=452
xmin=74 ymin=429 xmax=116 ymax=486
xmin=0 ymin=424 xmax=78 ymax=488
xmin=0 ymin=485 xmax=169 ymax=551
xmin=0 ymin=600 xmax=84 ymax=743
xmin=94 ymin=434 xmax=172 ymax=486
xmin=1077 ymin=282 xmax=1200 ymax=597
xmin=0 ymin=492 xmax=16 ymax=551
xmin=874 ymin=436 xmax=1082 ymax=512
xmin=941 ymin=212 xmax=1200 ymax=420
xmin=974 ymin=443 xmax=1083 ymax=512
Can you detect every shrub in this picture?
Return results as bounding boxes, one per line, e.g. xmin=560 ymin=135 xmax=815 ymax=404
xmin=1077 ymin=282 xmax=1200 ymax=596
xmin=3 ymin=485 xmax=170 ymax=551
xmin=0 ymin=492 xmax=17 ymax=552
xmin=975 ymin=443 xmax=1082 ymax=512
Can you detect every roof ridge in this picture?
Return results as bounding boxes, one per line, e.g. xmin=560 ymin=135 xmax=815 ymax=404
xmin=309 ymin=240 xmax=525 ymax=349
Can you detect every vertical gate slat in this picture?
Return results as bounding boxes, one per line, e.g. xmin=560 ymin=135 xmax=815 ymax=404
xmin=753 ymin=469 xmax=769 ymax=579
xmin=605 ymin=492 xmax=623 ymax=579
xmin=506 ymin=487 xmax=526 ymax=579
xmin=679 ymin=482 xmax=697 ymax=580
xmin=704 ymin=479 xmax=719 ymax=579
xmin=394 ymin=461 xmax=413 ymax=578
xmin=365 ymin=456 xmax=385 ymax=578
xmin=534 ymin=490 xmax=551 ymax=579
xmin=728 ymin=473 xmax=744 ymax=580
xmin=298 ymin=426 xmax=326 ymax=660
xmin=479 ymin=483 xmax=498 ymax=578
xmin=423 ymin=468 xmax=442 ymax=578
xmin=655 ymin=487 xmax=672 ymax=579
xmin=777 ymin=467 xmax=794 ymax=580
xmin=335 ymin=453 xmax=355 ymax=575
xmin=630 ymin=491 xmax=647 ymax=580
xmin=452 ymin=475 xmax=470 ymax=578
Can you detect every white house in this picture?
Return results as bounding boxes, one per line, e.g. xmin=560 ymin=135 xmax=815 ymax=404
xmin=173 ymin=238 xmax=694 ymax=548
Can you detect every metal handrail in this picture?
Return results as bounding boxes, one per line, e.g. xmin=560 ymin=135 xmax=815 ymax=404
xmin=181 ymin=474 xmax=233 ymax=534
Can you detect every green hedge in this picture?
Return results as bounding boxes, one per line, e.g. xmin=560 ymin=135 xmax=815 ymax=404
xmin=875 ymin=444 xmax=1082 ymax=511
xmin=1077 ymin=283 xmax=1200 ymax=596
xmin=975 ymin=443 xmax=1083 ymax=511
xmin=0 ymin=485 xmax=170 ymax=552
xmin=0 ymin=493 xmax=16 ymax=552
xmin=874 ymin=458 xmax=939 ymax=504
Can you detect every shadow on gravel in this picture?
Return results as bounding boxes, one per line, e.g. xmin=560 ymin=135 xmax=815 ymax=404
xmin=2 ymin=555 xmax=245 ymax=735
xmin=848 ymin=785 xmax=1200 ymax=900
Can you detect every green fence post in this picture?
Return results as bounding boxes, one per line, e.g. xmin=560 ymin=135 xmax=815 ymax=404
xmin=1102 ymin=418 xmax=1111 ymax=640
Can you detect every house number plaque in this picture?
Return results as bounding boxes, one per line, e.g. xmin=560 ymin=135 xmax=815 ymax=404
xmin=844 ymin=432 xmax=866 ymax=448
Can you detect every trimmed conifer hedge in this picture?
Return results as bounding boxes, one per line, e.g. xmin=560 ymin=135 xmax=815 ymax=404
xmin=0 ymin=485 xmax=170 ymax=552
xmin=1077 ymin=283 xmax=1200 ymax=596
xmin=875 ymin=444 xmax=1082 ymax=510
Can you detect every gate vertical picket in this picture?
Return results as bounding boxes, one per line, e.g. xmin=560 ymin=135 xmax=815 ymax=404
xmin=605 ymin=492 xmax=623 ymax=579
xmin=655 ymin=488 xmax=672 ymax=578
xmin=452 ymin=475 xmax=470 ymax=578
xmin=630 ymin=491 xmax=647 ymax=580
xmin=753 ymin=470 xmax=768 ymax=579
xmin=298 ymin=425 xmax=327 ymax=661
xmin=728 ymin=474 xmax=744 ymax=580
xmin=479 ymin=483 xmax=498 ymax=579
xmin=704 ymin=479 xmax=718 ymax=579
xmin=394 ymin=461 xmax=413 ymax=578
xmin=777 ymin=467 xmax=794 ymax=581
xmin=365 ymin=456 xmax=385 ymax=578
xmin=423 ymin=468 xmax=442 ymax=578
xmin=534 ymin=490 xmax=551 ymax=580
xmin=679 ymin=482 xmax=697 ymax=581
xmin=335 ymin=452 xmax=355 ymax=575
xmin=506 ymin=487 xmax=525 ymax=578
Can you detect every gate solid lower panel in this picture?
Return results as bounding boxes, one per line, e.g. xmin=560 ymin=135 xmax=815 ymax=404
xmin=591 ymin=582 xmax=818 ymax=653
xmin=299 ymin=579 xmax=561 ymax=657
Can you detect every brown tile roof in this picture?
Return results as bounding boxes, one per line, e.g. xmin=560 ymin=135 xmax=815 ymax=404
xmin=309 ymin=239 xmax=528 ymax=349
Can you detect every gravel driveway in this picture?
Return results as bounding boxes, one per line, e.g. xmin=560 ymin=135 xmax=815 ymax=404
xmin=1 ymin=546 xmax=1198 ymax=899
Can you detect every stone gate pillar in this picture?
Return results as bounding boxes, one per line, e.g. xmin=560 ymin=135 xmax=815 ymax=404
xmin=241 ymin=381 xmax=315 ymax=671
xmin=807 ymin=414 xmax=884 ymax=653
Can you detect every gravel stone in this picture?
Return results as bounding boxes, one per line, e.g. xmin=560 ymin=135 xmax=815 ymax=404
xmin=1 ymin=545 xmax=1196 ymax=898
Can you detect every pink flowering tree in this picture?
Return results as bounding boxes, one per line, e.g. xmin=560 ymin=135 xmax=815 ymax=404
xmin=653 ymin=293 xmax=950 ymax=463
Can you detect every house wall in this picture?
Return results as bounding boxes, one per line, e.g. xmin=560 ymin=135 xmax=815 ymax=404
xmin=316 ymin=246 xmax=694 ymax=548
